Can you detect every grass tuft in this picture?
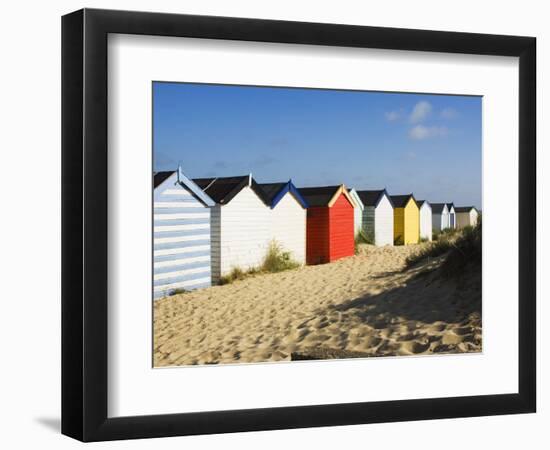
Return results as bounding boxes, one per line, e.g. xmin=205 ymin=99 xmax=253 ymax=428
xmin=406 ymin=222 xmax=481 ymax=278
xmin=262 ymin=240 xmax=300 ymax=273
xmin=440 ymin=223 xmax=481 ymax=278
xmin=405 ymin=235 xmax=453 ymax=268
xmin=168 ymin=288 xmax=188 ymax=296
xmin=354 ymin=230 xmax=374 ymax=253
xmin=219 ymin=240 xmax=300 ymax=285
xmin=433 ymin=227 xmax=460 ymax=241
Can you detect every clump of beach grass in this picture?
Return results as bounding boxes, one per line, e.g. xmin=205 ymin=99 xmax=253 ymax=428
xmin=440 ymin=223 xmax=481 ymax=278
xmin=406 ymin=222 xmax=481 ymax=277
xmin=219 ymin=267 xmax=247 ymax=285
xmin=219 ymin=266 xmax=260 ymax=285
xmin=354 ymin=230 xmax=373 ymax=253
xmin=219 ymin=241 xmax=300 ymax=285
xmin=169 ymin=287 xmax=189 ymax=296
xmin=434 ymin=227 xmax=460 ymax=241
xmin=405 ymin=233 xmax=454 ymax=268
xmin=394 ymin=234 xmax=404 ymax=246
xmin=262 ymin=241 xmax=300 ymax=273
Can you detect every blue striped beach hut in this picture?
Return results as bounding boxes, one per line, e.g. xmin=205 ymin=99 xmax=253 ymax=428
xmin=153 ymin=167 xmax=215 ymax=299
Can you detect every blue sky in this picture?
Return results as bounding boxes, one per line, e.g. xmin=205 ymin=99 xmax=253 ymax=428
xmin=153 ymin=82 xmax=482 ymax=208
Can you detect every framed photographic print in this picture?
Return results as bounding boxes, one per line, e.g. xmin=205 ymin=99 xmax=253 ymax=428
xmin=61 ymin=8 xmax=536 ymax=441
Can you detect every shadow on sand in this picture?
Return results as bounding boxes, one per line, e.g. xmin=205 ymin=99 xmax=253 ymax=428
xmin=323 ymin=262 xmax=481 ymax=328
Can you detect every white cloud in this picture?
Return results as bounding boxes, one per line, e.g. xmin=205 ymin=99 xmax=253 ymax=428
xmin=409 ymin=101 xmax=432 ymax=123
xmin=441 ymin=107 xmax=458 ymax=119
xmin=408 ymin=125 xmax=448 ymax=140
xmin=385 ymin=110 xmax=401 ymax=121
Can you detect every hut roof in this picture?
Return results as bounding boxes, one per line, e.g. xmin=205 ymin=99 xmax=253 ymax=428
xmin=154 ymin=169 xmax=215 ymax=206
xmin=455 ymin=206 xmax=478 ymax=213
xmin=390 ymin=194 xmax=415 ymax=208
xmin=257 ymin=181 xmax=308 ymax=208
xmin=430 ymin=203 xmax=448 ymax=214
xmin=357 ymin=189 xmax=393 ymax=208
xmin=258 ymin=182 xmax=286 ymax=203
xmin=416 ymin=199 xmax=430 ymax=208
xmin=193 ymin=175 xmax=268 ymax=205
xmin=297 ymin=185 xmax=342 ymax=207
xmin=153 ymin=171 xmax=175 ymax=188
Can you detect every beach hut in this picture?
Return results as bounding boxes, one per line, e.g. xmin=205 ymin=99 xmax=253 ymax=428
xmin=416 ymin=200 xmax=433 ymax=241
xmin=298 ymin=185 xmax=355 ymax=265
xmin=257 ymin=180 xmax=308 ymax=264
xmin=390 ymin=194 xmax=420 ymax=245
xmin=455 ymin=206 xmax=479 ymax=228
xmin=431 ymin=203 xmax=450 ymax=232
xmin=355 ymin=189 xmax=394 ymax=246
xmin=153 ymin=168 xmax=215 ymax=299
xmin=348 ymin=188 xmax=365 ymax=236
xmin=193 ymin=174 xmax=271 ymax=283
xmin=447 ymin=203 xmax=457 ymax=229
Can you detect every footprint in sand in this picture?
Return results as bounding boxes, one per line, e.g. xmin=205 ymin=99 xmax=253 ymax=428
xmin=427 ymin=322 xmax=447 ymax=333
xmin=452 ymin=326 xmax=473 ymax=336
xmin=396 ymin=332 xmax=421 ymax=342
xmin=401 ymin=340 xmax=431 ymax=354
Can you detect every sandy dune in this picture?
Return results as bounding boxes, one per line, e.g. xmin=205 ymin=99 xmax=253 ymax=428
xmin=154 ymin=244 xmax=481 ymax=366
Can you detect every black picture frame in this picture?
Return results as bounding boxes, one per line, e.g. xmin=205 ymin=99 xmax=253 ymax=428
xmin=62 ymin=8 xmax=536 ymax=442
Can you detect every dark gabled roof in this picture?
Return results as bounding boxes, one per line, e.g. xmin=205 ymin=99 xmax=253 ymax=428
xmin=257 ymin=181 xmax=308 ymax=208
xmin=357 ymin=190 xmax=382 ymax=207
xmin=297 ymin=185 xmax=341 ymax=207
xmin=193 ymin=175 xmax=268 ymax=205
xmin=257 ymin=182 xmax=287 ymax=204
xmin=356 ymin=189 xmax=393 ymax=208
xmin=390 ymin=194 xmax=415 ymax=208
xmin=455 ymin=206 xmax=478 ymax=213
xmin=446 ymin=202 xmax=455 ymax=211
xmin=416 ymin=199 xmax=430 ymax=208
xmin=153 ymin=171 xmax=175 ymax=188
xmin=431 ymin=203 xmax=448 ymax=214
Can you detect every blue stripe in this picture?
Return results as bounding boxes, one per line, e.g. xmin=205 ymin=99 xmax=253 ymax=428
xmin=154 ymin=229 xmax=210 ymax=239
xmin=154 ymin=218 xmax=210 ymax=227
xmin=154 ymin=249 xmax=211 ymax=263
xmin=153 ymin=280 xmax=212 ymax=299
xmin=154 ymin=207 xmax=210 ymax=215
xmin=154 ymin=270 xmax=211 ymax=287
xmin=154 ymin=239 xmax=210 ymax=252
xmin=154 ymin=260 xmax=211 ymax=275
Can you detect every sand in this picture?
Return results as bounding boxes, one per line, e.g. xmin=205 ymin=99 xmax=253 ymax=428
xmin=154 ymin=244 xmax=482 ymax=367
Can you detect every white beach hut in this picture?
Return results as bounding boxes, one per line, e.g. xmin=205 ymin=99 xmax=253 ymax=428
xmin=348 ymin=188 xmax=365 ymax=236
xmin=416 ymin=200 xmax=433 ymax=241
xmin=447 ymin=203 xmax=457 ymax=229
xmin=431 ymin=203 xmax=450 ymax=232
xmin=455 ymin=206 xmax=479 ymax=228
xmin=194 ymin=174 xmax=271 ymax=283
xmin=153 ymin=168 xmax=215 ymax=299
xmin=257 ymin=181 xmax=308 ymax=264
xmin=356 ymin=189 xmax=394 ymax=246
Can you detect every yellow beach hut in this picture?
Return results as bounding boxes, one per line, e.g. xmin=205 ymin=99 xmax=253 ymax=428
xmin=390 ymin=194 xmax=420 ymax=245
